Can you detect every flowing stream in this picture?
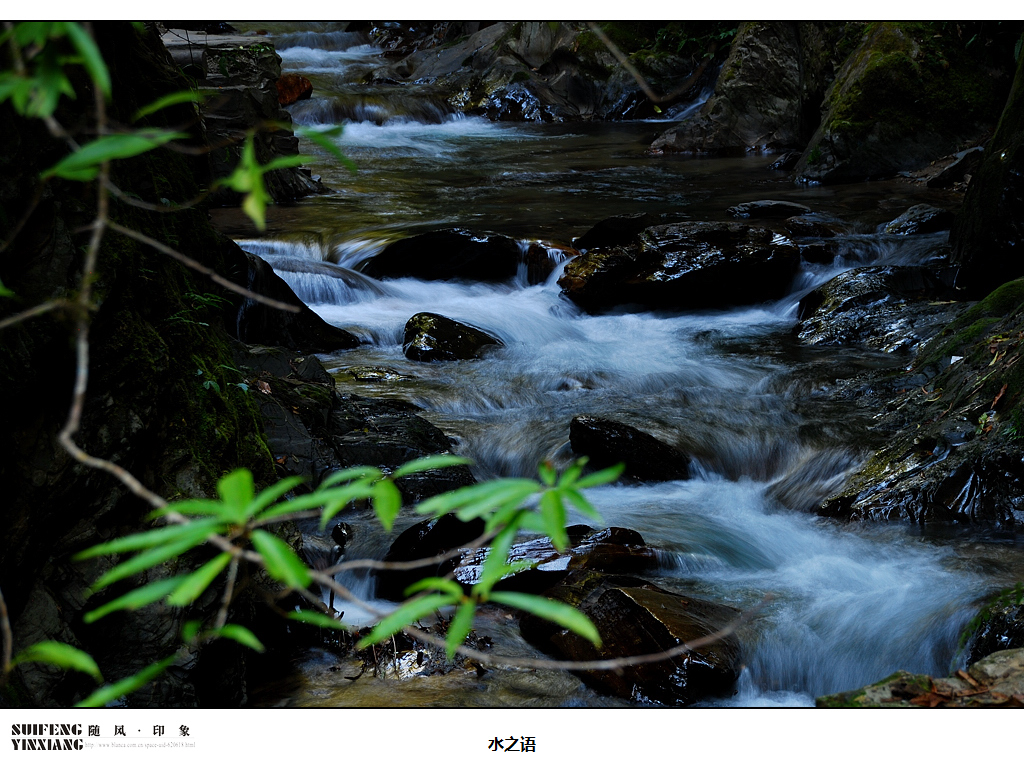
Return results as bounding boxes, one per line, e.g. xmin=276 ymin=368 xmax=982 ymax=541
xmin=229 ymin=25 xmax=1024 ymax=707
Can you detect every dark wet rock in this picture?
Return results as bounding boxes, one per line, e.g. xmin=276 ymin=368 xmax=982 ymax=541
xmin=160 ymin=29 xmax=323 ymax=202
xmin=519 ymin=571 xmax=742 ymax=705
xmin=334 ymin=366 xmax=415 ymax=383
xmin=952 ymin=52 xmax=1024 ymax=297
xmin=795 ymin=24 xmax=1009 ymax=184
xmin=363 ymin=229 xmax=522 ymax=282
xmin=965 ymin=589 xmax=1024 ymax=666
xmin=817 ymin=647 xmax=1024 ymax=707
xmin=558 ymin=222 xmax=800 ymax=312
xmin=573 ymin=213 xmax=660 ymax=251
xmin=883 ymin=204 xmax=955 ymax=235
xmin=235 ymin=251 xmax=360 ymax=354
xmin=375 ymin=513 xmax=486 ymax=601
xmin=926 ymin=146 xmax=985 ymax=189
xmin=799 ymin=241 xmax=841 ymax=264
xmin=570 ymin=415 xmax=691 ymax=482
xmin=370 ymin=23 xmax=712 ymax=123
xmin=768 ymin=150 xmax=802 ymax=171
xmin=818 ymin=279 xmax=1024 ymax=528
xmin=403 ymin=312 xmax=504 ymax=363
xmin=727 ymin=200 xmax=812 ymax=219
xmin=331 ymin=522 xmax=353 ymax=550
xmin=452 ymin=526 xmax=658 ymax=594
xmin=796 ymin=265 xmax=961 ymax=353
xmin=523 ymin=242 xmax=557 ymax=285
xmin=276 ymin=73 xmax=313 ymax=105
xmin=233 ymin=343 xmax=334 ymax=385
xmin=652 ymin=23 xmax=848 ymax=154
xmin=785 ymin=215 xmax=845 ymax=238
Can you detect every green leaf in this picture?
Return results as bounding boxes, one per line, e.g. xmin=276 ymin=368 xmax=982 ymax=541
xmin=75 ymin=519 xmax=219 ymax=559
xmin=212 ymin=624 xmax=265 ymax=653
xmin=84 ymin=575 xmax=188 ymax=623
xmin=574 ymin=462 xmax=625 ymax=489
xmin=259 ymin=154 xmax=315 ymax=172
xmin=287 ymin=609 xmax=347 ymax=630
xmin=150 ymin=498 xmax=226 ymax=519
xmin=390 ymin=454 xmax=470 ymax=479
xmin=558 ymin=460 xmax=584 ymax=487
xmin=372 ymin=479 xmax=402 ymax=531
xmin=250 ymin=530 xmax=311 ymax=588
xmin=539 ymin=490 xmax=568 ymax=551
xmin=0 ymin=276 xmax=14 ymax=298
xmin=562 ymin=488 xmax=602 ymax=522
xmin=416 ymin=478 xmax=540 ymax=517
xmin=90 ymin=525 xmax=216 ymax=591
xmin=538 ymin=461 xmax=557 ymax=486
xmin=319 ymin=466 xmax=382 ymax=488
xmin=181 ymin=620 xmax=203 ymax=643
xmin=165 ymin=552 xmax=232 ymax=606
xmin=450 ymin=481 xmax=540 ymax=523
xmin=317 ymin=480 xmax=377 ymax=529
xmin=490 ymin=592 xmax=601 ymax=647
xmin=404 ymin=577 xmax=464 ymax=601
xmin=42 ymin=130 xmax=186 ymax=181
xmin=11 ymin=641 xmax=102 ymax=682
xmin=76 ymin=656 xmax=174 ymax=707
xmin=358 ymin=593 xmax=453 ymax=648
xmin=217 ymin=468 xmax=254 ymax=522
xmin=63 ymin=22 xmax=111 ymax=98
xmin=296 ymin=125 xmax=358 ymax=172
xmin=132 ymin=89 xmax=200 ymax=122
xmin=245 ymin=475 xmax=307 ymax=518
xmin=257 ymin=486 xmax=362 ymax=521
xmin=446 ymin=601 xmax=476 ymax=660
xmin=472 ymin=522 xmax=519 ymax=598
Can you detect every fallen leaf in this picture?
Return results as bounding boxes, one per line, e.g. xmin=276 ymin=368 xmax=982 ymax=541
xmin=991 ymin=383 xmax=1008 ymax=410
xmin=257 ymin=380 xmax=272 ymax=394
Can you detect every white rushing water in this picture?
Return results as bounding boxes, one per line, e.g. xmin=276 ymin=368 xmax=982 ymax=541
xmin=237 ymin=23 xmax=1000 ymax=706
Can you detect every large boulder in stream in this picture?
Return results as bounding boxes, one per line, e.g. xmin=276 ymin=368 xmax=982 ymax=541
xmin=569 ymin=416 xmax=691 ymax=482
xmin=363 ymin=229 xmax=523 ymax=282
xmin=519 ymin=571 xmax=742 ymax=706
xmin=403 ymin=312 xmax=504 ymax=362
xmin=817 ymin=647 xmax=1024 ymax=707
xmin=558 ymin=222 xmax=800 ymax=312
xmin=882 ymin=204 xmax=955 ymax=235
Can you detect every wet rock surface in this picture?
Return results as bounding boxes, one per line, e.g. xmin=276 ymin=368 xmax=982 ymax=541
xmin=727 ymin=199 xmax=812 ymax=219
xmin=883 ymin=204 xmax=955 ymax=235
xmin=817 ymin=647 xmax=1024 ymax=707
xmin=965 ymin=590 xmax=1024 ymax=666
xmin=452 ymin=526 xmax=658 ymax=594
xmin=796 ymin=265 xmax=961 ymax=353
xmin=558 ymin=222 xmax=800 ymax=312
xmin=817 ymin=279 xmax=1024 ymax=528
xmin=403 ymin=312 xmax=504 ymax=362
xmin=363 ymin=229 xmax=523 ymax=282
xmin=519 ymin=571 xmax=742 ymax=705
xmin=569 ymin=416 xmax=691 ymax=482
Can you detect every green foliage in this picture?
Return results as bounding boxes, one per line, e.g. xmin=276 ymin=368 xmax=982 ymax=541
xmin=10 ymin=641 xmax=102 ymax=682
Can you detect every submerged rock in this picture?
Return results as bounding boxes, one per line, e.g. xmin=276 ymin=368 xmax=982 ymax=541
xmin=519 ymin=571 xmax=742 ymax=706
xmin=727 ymin=200 xmax=812 ymax=219
xmin=452 ymin=526 xmax=658 ymax=594
xmin=363 ymin=229 xmax=522 ymax=282
xmin=817 ymin=647 xmax=1024 ymax=707
xmin=558 ymin=222 xmax=799 ymax=312
xmin=569 ymin=415 xmax=691 ymax=482
xmin=403 ymin=312 xmax=504 ymax=362
xmin=883 ymin=204 xmax=955 ymax=235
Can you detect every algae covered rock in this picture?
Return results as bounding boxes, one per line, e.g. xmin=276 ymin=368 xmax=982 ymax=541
xmin=796 ymin=23 xmax=1008 ymax=184
xmin=403 ymin=312 xmax=504 ymax=362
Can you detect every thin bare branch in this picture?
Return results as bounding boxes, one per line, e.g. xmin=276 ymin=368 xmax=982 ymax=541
xmin=0 ymin=299 xmax=68 ymax=331
xmin=105 ymin=221 xmax=301 ymax=313
xmin=104 ymin=179 xmax=212 ymax=213
xmin=325 ymin=529 xmax=496 ymax=574
xmin=0 ymin=585 xmax=13 ymax=682
xmin=214 ymin=555 xmax=240 ymax=630
xmin=0 ymin=180 xmax=45 ymax=255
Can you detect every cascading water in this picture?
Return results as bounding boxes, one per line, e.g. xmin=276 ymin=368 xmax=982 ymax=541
xmin=229 ymin=24 xmax=1020 ymax=706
